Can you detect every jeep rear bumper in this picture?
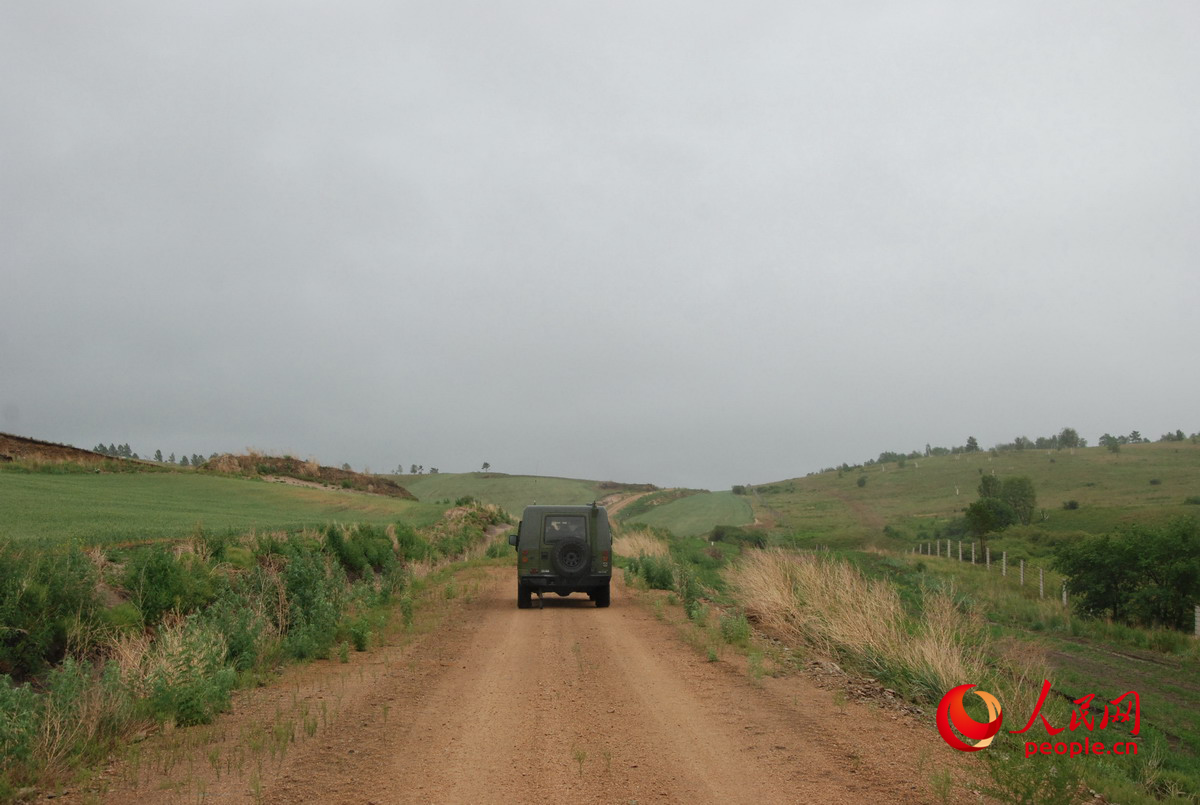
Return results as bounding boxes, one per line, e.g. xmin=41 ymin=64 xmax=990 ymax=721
xmin=519 ymin=575 xmax=609 ymax=593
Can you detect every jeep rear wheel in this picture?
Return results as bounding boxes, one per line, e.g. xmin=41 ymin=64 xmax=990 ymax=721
xmin=550 ymin=538 xmax=591 ymax=580
xmin=517 ymin=583 xmax=532 ymax=609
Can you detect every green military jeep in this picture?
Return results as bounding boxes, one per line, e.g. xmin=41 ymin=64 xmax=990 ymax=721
xmin=507 ymin=503 xmax=612 ymax=608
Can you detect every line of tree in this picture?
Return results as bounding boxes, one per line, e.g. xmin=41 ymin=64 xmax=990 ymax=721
xmin=93 ymin=443 xmax=138 ymax=459
xmin=821 ymin=427 xmax=1092 ymax=476
xmin=155 ymin=451 xmax=212 ymax=466
xmin=93 ymin=443 xmax=217 ymax=466
xmin=1054 ymin=518 xmax=1199 ymax=630
xmin=1097 ymin=430 xmax=1171 ymax=453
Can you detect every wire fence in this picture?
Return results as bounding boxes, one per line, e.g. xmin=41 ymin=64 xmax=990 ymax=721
xmin=787 ymin=539 xmax=1199 ymax=638
xmin=909 ymin=540 xmax=1200 ymax=638
xmin=909 ymin=538 xmax=1071 ymax=605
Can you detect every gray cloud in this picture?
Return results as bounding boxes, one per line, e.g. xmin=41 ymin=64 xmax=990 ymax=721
xmin=3 ymin=1 xmax=1197 ymax=489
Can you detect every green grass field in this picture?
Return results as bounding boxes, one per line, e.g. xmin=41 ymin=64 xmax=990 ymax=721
xmin=623 ymin=490 xmax=753 ymax=537
xmin=389 ymin=472 xmax=617 ymax=516
xmin=0 ymin=470 xmax=444 ymax=545
xmin=752 ymin=441 xmax=1200 ymax=546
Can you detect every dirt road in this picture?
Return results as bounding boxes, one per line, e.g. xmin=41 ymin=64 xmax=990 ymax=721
xmin=85 ymin=567 xmax=968 ymax=804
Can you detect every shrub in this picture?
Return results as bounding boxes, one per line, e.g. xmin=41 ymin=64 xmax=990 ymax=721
xmin=965 ymin=497 xmax=1017 ymax=536
xmin=377 ymin=560 xmax=409 ymax=604
xmin=224 ymin=545 xmax=255 ymax=569
xmin=357 ymin=526 xmax=396 ymax=573
xmin=123 ymin=546 xmax=214 ymax=627
xmin=719 ymin=611 xmax=752 ymax=646
xmin=281 ymin=542 xmax=342 ymax=660
xmin=201 ymin=585 xmax=268 ymax=673
xmin=143 ymin=616 xmax=236 ymax=727
xmin=349 ymin=618 xmax=370 ymax=652
xmin=399 ymin=594 xmax=414 ymax=630
xmin=0 ymin=543 xmax=100 ymax=678
xmin=980 ymin=746 xmax=1083 ymax=805
xmin=324 ymin=524 xmax=368 ymax=576
xmin=709 ymin=525 xmax=766 ymax=548
xmin=393 ymin=522 xmax=431 ymax=562
xmin=0 ymin=675 xmax=39 ymax=771
xmin=36 ymin=657 xmax=134 ymax=771
xmin=676 ymin=564 xmax=701 ymax=618
xmin=629 ymin=555 xmax=674 ymax=590
xmin=100 ymin=602 xmax=142 ymax=632
xmin=1054 ymin=518 xmax=1200 ymax=629
xmin=1062 ymin=500 xmax=1080 ymax=510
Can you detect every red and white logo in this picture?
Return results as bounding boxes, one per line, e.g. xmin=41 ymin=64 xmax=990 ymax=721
xmin=936 ymin=683 xmax=1003 ymax=752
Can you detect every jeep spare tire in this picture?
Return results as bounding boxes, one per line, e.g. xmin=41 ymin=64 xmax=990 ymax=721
xmin=551 ymin=538 xmax=591 ymax=579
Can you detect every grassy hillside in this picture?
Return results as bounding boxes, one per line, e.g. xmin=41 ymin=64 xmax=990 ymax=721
xmin=751 ymin=441 xmax=1200 ymax=546
xmin=623 ymin=490 xmax=754 ymax=537
xmin=389 ymin=472 xmax=626 ymax=516
xmin=0 ymin=469 xmax=444 ymax=545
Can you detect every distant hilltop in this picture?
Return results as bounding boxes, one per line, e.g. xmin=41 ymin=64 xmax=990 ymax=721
xmin=0 ymin=432 xmax=110 ymax=464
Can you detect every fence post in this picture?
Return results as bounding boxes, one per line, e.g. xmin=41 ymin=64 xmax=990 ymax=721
xmin=1002 ymin=551 xmax=1007 ymax=577
xmin=958 ymin=540 xmax=962 ymax=561
xmin=1195 ymin=605 xmax=1199 ymax=639
xmin=1040 ymin=567 xmax=1044 ymax=599
xmin=1062 ymin=583 xmax=1068 ymax=607
xmin=1020 ymin=559 xmax=1025 ymax=586
xmin=986 ymin=546 xmax=991 ymax=571
xmin=972 ymin=542 xmax=976 ymax=564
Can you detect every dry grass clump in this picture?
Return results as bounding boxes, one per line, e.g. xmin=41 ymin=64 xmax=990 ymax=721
xmin=612 ymin=529 xmax=670 ymax=559
xmin=729 ymin=549 xmax=992 ymax=699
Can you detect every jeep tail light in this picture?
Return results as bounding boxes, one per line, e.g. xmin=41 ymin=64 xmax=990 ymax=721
xmin=520 ymin=549 xmax=529 ymax=564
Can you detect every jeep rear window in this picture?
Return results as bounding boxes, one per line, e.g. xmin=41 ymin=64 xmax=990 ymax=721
xmin=543 ymin=515 xmax=586 ymax=542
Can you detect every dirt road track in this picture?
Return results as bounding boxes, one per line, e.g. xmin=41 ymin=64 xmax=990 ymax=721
xmin=86 ymin=568 xmax=969 ymax=804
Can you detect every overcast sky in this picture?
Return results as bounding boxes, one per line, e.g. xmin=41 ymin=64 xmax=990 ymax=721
xmin=2 ymin=2 xmax=1197 ymax=490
